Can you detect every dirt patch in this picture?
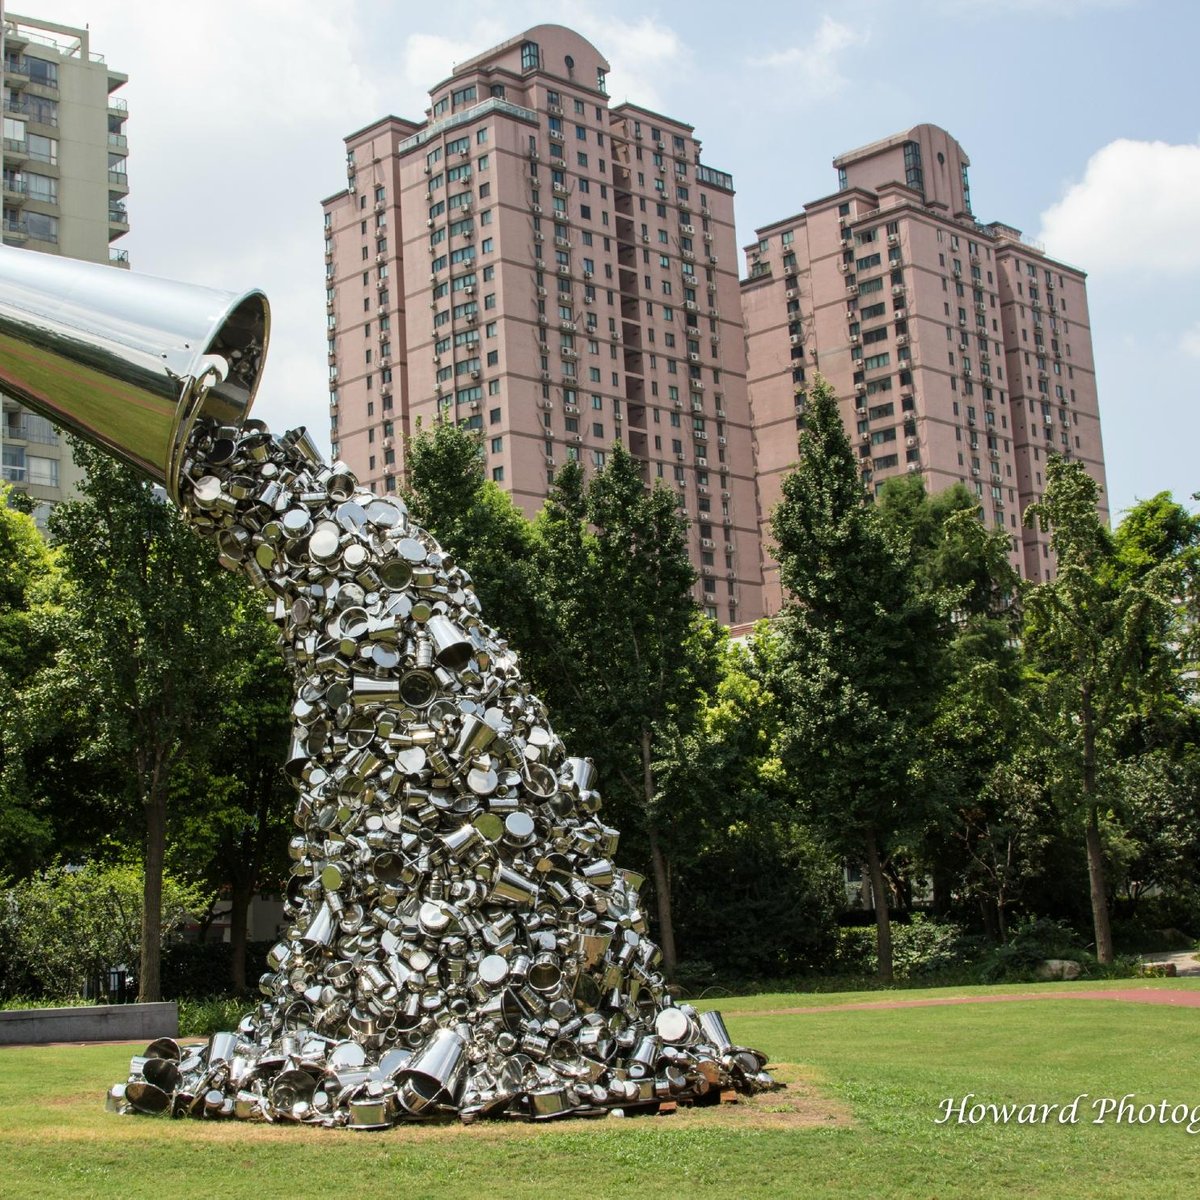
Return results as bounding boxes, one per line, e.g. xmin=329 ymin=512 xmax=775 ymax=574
xmin=33 ymin=1063 xmax=847 ymax=1142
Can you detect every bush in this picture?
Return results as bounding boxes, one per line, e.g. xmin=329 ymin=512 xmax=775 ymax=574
xmin=972 ymin=916 xmax=1087 ymax=982
xmin=0 ymin=863 xmax=209 ymax=1000
xmin=833 ymin=916 xmax=976 ymax=980
xmin=177 ymin=995 xmax=252 ymax=1038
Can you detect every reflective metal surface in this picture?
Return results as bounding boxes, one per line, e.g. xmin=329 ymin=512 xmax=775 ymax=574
xmin=103 ymin=415 xmax=781 ymax=1127
xmin=0 ymin=246 xmax=268 ymax=499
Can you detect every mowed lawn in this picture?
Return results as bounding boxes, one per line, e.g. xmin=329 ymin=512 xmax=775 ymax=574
xmin=1 ymin=978 xmax=1197 ymax=1200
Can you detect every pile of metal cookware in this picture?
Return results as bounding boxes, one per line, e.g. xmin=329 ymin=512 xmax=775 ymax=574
xmin=108 ymin=419 xmax=778 ymax=1128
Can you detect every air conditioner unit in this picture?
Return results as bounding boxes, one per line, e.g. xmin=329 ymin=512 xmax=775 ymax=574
xmin=534 ymin=231 xmax=544 ymax=242
xmin=466 ymin=313 xmax=477 ymax=324
xmin=545 ymin=455 xmax=555 ymax=466
xmin=906 ymin=436 xmax=916 ymax=447
xmin=971 ymin=466 xmax=981 ymax=476
xmin=892 ymin=285 xmax=905 ymax=295
xmin=907 ymin=464 xmax=920 ymax=473
xmin=537 ymin=287 xmax=547 ymax=297
xmin=689 ymin=352 xmax=700 ymax=363
xmin=707 ymin=254 xmax=717 ymax=264
xmin=432 ymin=355 xmax=441 ymax=364
xmin=854 ymin=358 xmax=865 ymax=369
xmin=375 ymin=200 xmax=385 ymax=212
xmin=471 ymin=370 xmax=480 ymax=380
xmin=641 ymin=234 xmax=650 ymax=243
xmin=558 ymin=265 xmax=570 ymax=275
xmin=785 ymin=290 xmax=797 ymax=300
xmin=861 ymin=432 xmax=870 ymax=441
xmin=849 ymin=333 xmax=860 ymax=344
xmin=790 ymin=334 xmax=801 ymax=346
xmin=896 ymin=335 xmax=908 ymax=346
xmin=888 ymin=234 xmax=899 ymax=246
xmin=701 ymin=538 xmax=714 ymax=549
xmin=532 ymin=204 xmax=543 ymax=214
xmin=583 ymin=270 xmax=593 ymax=280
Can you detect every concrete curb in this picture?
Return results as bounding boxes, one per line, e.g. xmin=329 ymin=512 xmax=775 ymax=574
xmin=0 ymin=1002 xmax=178 ymax=1045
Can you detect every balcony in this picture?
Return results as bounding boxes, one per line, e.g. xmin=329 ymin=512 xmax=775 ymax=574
xmin=3 ymin=415 xmax=59 ymax=444
xmin=2 ymin=217 xmax=28 ymax=241
xmin=2 ymin=174 xmax=27 ymax=200
xmin=109 ymin=248 xmax=130 ymax=268
xmin=108 ymin=169 xmax=129 ymax=192
xmin=2 ymin=98 xmax=26 ymax=117
xmin=3 ymin=137 xmax=28 ymax=160
xmin=107 ymin=132 xmax=128 ymax=150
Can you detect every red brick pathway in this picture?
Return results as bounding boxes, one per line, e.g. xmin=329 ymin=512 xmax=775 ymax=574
xmin=748 ymin=988 xmax=1200 ymax=1016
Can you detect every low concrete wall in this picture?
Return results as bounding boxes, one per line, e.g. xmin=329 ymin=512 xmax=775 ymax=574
xmin=0 ymin=1002 xmax=178 ymax=1045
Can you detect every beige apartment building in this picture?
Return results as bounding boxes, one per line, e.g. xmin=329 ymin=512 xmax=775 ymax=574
xmin=743 ymin=124 xmax=1106 ymax=612
xmin=0 ymin=11 xmax=129 ymax=523
xmin=323 ymin=25 xmax=762 ymax=623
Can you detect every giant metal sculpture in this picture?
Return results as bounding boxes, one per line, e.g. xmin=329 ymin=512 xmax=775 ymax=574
xmin=0 ymin=248 xmax=777 ymax=1127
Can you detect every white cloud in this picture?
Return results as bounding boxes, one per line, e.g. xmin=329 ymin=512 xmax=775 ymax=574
xmin=748 ymin=16 xmax=867 ymax=100
xmin=565 ymin=10 xmax=690 ymax=111
xmin=1037 ymin=138 xmax=1200 ymax=274
xmin=1181 ymin=323 xmax=1200 ymax=359
xmin=936 ymin=0 xmax=1134 ymax=14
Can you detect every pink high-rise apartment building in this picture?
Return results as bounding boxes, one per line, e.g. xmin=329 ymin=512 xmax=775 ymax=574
xmin=322 ymin=26 xmax=762 ymax=623
xmin=743 ymin=124 xmax=1106 ymax=613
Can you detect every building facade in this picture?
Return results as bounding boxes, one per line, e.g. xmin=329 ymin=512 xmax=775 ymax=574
xmin=0 ymin=11 xmax=129 ymax=523
xmin=743 ymin=124 xmax=1106 ymax=612
xmin=322 ymin=25 xmax=762 ymax=623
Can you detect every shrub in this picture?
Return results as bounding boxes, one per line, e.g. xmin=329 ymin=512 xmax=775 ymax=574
xmin=0 ymin=863 xmax=208 ymax=1000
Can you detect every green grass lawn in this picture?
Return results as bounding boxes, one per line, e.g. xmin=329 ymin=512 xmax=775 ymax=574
xmin=1 ymin=980 xmax=1197 ymax=1200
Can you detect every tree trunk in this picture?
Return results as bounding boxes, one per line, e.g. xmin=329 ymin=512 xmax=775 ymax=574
xmin=1080 ymin=686 xmax=1113 ymax=965
xmin=1085 ymin=805 xmax=1114 ymax=964
xmin=642 ymin=729 xmax=677 ymax=981
xmin=229 ymin=876 xmax=254 ymax=994
xmin=865 ymin=825 xmax=893 ymax=983
xmin=139 ymin=790 xmax=166 ymax=1003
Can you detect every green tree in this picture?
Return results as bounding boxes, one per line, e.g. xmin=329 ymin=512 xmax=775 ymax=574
xmin=1024 ymin=461 xmax=1189 ymax=963
xmin=878 ymin=474 xmax=1025 ymax=930
xmin=0 ymin=486 xmax=64 ymax=873
xmin=43 ymin=440 xmax=244 ymax=1001
xmin=0 ymin=862 xmax=206 ymax=1000
xmin=168 ymin=591 xmax=292 ymax=992
xmin=527 ymin=447 xmax=706 ymax=977
xmin=769 ymin=378 xmax=944 ymax=981
xmin=660 ymin=629 xmax=843 ymax=976
xmin=402 ymin=419 xmax=539 ymax=654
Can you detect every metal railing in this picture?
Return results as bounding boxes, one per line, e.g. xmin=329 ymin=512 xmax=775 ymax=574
xmin=2 ymin=217 xmax=28 ymax=235
xmin=109 ymin=248 xmax=130 ymax=265
xmin=3 ymin=417 xmax=59 ymax=444
xmin=396 ymin=97 xmax=538 ymax=156
xmin=108 ymin=168 xmax=128 ymax=186
xmin=107 ymin=132 xmax=127 ymax=149
xmin=3 ymin=136 xmax=28 ymax=154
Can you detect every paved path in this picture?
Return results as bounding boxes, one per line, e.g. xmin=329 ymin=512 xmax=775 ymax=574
xmin=747 ymin=987 xmax=1200 ymax=1016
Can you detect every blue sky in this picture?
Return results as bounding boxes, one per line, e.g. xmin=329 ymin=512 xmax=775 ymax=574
xmin=49 ymin=0 xmax=1200 ymax=522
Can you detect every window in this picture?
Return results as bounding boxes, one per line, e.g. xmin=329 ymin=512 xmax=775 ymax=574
xmin=27 ymin=133 xmax=56 ymax=164
xmin=451 ymin=85 xmax=476 ymax=107
xmin=902 ymin=140 xmax=924 ymax=193
xmin=521 ymin=41 xmax=540 ymax=69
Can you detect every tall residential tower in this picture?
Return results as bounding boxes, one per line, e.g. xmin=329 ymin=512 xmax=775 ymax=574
xmin=0 ymin=11 xmax=130 ymax=523
xmin=323 ymin=25 xmax=762 ymax=623
xmin=743 ymin=124 xmax=1106 ymax=613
